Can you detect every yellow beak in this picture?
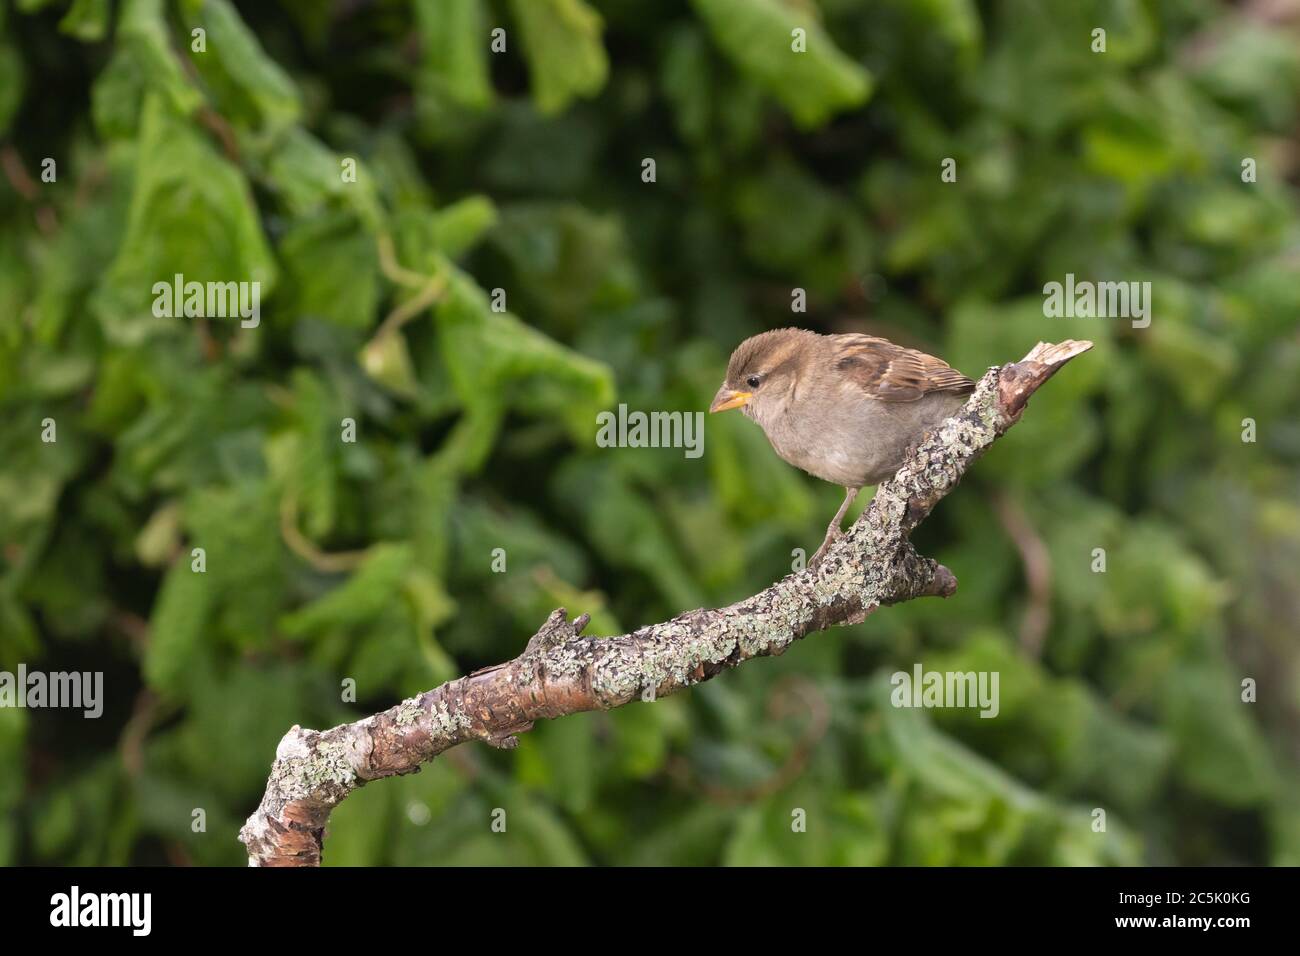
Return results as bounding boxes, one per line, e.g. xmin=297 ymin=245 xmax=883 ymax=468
xmin=709 ymin=386 xmax=752 ymax=413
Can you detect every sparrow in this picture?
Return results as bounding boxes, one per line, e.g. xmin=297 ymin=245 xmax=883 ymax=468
xmin=709 ymin=328 xmax=974 ymax=566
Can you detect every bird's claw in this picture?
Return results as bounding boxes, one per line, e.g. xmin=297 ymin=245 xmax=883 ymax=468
xmin=809 ymin=528 xmax=842 ymax=568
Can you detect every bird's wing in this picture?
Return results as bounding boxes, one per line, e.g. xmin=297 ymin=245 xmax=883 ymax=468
xmin=829 ymin=333 xmax=975 ymax=402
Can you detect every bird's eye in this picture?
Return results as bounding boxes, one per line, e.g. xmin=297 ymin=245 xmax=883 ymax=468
xmin=746 ymin=375 xmax=761 ymax=389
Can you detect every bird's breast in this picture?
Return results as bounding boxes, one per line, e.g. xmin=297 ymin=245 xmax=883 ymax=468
xmin=758 ymin=392 xmax=957 ymax=488
xmin=760 ymin=400 xmax=880 ymax=487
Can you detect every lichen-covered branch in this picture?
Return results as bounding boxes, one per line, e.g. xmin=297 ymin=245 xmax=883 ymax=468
xmin=238 ymin=339 xmax=1092 ymax=866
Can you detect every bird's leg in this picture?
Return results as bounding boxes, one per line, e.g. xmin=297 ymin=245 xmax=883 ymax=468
xmin=810 ymin=486 xmax=859 ymax=567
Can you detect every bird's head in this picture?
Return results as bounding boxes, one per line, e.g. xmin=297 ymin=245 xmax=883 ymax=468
xmin=709 ymin=328 xmax=819 ymax=423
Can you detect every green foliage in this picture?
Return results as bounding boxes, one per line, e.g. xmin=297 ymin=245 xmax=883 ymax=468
xmin=690 ymin=0 xmax=872 ymax=127
xmin=510 ymin=0 xmax=608 ymax=116
xmin=1 ymin=0 xmax=1297 ymax=867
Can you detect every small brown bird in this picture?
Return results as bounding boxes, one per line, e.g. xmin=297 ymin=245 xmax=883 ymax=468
xmin=710 ymin=328 xmax=974 ymax=565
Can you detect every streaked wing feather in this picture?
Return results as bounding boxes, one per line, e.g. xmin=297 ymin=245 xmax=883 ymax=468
xmin=830 ymin=333 xmax=974 ymax=402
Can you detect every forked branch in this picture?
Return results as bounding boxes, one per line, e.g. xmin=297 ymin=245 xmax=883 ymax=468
xmin=238 ymin=339 xmax=1092 ymax=866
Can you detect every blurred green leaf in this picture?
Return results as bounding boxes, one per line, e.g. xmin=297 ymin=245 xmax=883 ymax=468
xmin=416 ymin=0 xmax=493 ymax=111
xmin=280 ymin=543 xmax=414 ymax=637
xmin=96 ymin=95 xmax=276 ymax=339
xmin=509 ymin=0 xmax=608 ymax=115
xmin=187 ymin=0 xmax=301 ymax=133
xmin=690 ymin=0 xmax=872 ymax=127
xmin=59 ymin=0 xmax=109 ymax=42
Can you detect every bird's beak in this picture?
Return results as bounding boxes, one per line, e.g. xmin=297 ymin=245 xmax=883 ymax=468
xmin=709 ymin=385 xmax=752 ymax=413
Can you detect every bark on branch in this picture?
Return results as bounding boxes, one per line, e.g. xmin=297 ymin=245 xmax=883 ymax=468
xmin=238 ymin=339 xmax=1092 ymax=866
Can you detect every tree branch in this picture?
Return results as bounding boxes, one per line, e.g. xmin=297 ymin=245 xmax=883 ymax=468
xmin=238 ymin=339 xmax=1092 ymax=866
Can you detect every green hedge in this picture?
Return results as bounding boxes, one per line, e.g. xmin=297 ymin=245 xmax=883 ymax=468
xmin=1 ymin=0 xmax=1297 ymax=865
